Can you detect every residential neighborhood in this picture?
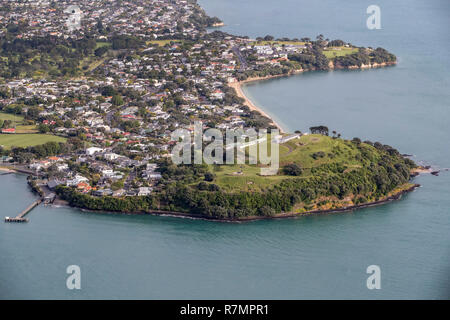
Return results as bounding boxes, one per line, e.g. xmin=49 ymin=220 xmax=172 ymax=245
xmin=0 ymin=0 xmax=397 ymax=207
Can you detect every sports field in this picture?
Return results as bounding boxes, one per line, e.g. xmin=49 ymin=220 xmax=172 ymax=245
xmin=0 ymin=134 xmax=66 ymax=149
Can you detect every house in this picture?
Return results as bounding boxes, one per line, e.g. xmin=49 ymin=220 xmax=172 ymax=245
xmin=29 ymin=160 xmax=51 ymax=171
xmin=112 ymin=189 xmax=125 ymax=197
xmin=77 ymin=182 xmax=92 ymax=193
xmin=66 ymin=175 xmax=89 ymax=186
xmin=93 ymin=189 xmax=113 ymax=197
xmin=138 ymin=187 xmax=152 ymax=196
xmin=0 ymin=156 xmax=13 ymax=163
xmin=104 ymin=153 xmax=121 ymax=161
xmin=56 ymin=163 xmax=69 ymax=172
xmin=86 ymin=147 xmax=104 ymax=156
xmin=101 ymin=169 xmax=114 ymax=177
xmin=44 ymin=193 xmax=56 ymax=204
xmin=1 ymin=128 xmax=16 ymax=134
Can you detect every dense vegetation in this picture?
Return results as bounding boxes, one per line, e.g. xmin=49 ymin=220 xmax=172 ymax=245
xmin=333 ymin=48 xmax=396 ymax=68
xmin=236 ymin=37 xmax=396 ymax=81
xmin=0 ymin=36 xmax=100 ymax=78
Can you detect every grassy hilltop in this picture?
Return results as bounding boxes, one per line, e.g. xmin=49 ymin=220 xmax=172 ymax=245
xmin=199 ymin=134 xmax=417 ymax=215
xmin=214 ymin=134 xmax=375 ymax=192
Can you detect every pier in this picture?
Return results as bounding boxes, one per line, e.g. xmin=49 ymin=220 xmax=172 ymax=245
xmin=5 ymin=199 xmax=42 ymax=223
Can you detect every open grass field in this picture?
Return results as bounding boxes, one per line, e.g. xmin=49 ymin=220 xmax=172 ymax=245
xmin=0 ymin=111 xmax=23 ymax=122
xmin=0 ymin=134 xmax=66 ymax=149
xmin=146 ymin=40 xmax=182 ymax=46
xmin=15 ymin=125 xmax=39 ymax=134
xmin=212 ymin=134 xmax=378 ymax=192
xmin=0 ymin=112 xmax=39 ymax=133
xmin=95 ymin=41 xmax=112 ymax=49
xmin=323 ymin=46 xmax=359 ymax=59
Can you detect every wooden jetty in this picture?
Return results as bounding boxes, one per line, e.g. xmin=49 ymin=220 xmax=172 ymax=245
xmin=4 ymin=199 xmax=42 ymax=223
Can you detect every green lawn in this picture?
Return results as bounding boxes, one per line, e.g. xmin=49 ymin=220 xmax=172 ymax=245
xmin=280 ymin=134 xmax=361 ymax=167
xmin=95 ymin=41 xmax=112 ymax=49
xmin=146 ymin=40 xmax=182 ymax=46
xmin=211 ymin=134 xmax=379 ymax=192
xmin=323 ymin=46 xmax=359 ymax=59
xmin=0 ymin=111 xmax=23 ymax=122
xmin=0 ymin=112 xmax=38 ymax=133
xmin=0 ymin=134 xmax=66 ymax=149
xmin=15 ymin=124 xmax=39 ymax=134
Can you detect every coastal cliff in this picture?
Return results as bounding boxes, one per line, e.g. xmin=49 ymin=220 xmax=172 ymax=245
xmin=329 ymin=60 xmax=397 ymax=70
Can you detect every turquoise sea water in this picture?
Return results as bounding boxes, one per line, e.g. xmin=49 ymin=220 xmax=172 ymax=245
xmin=1 ymin=0 xmax=450 ymax=299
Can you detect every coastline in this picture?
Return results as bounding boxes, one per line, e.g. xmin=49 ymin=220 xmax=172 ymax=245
xmin=228 ymin=62 xmax=396 ymax=135
xmin=228 ymin=79 xmax=287 ymax=134
xmin=55 ymin=183 xmax=420 ymax=223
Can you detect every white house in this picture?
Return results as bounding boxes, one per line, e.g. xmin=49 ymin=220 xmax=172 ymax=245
xmin=86 ymin=147 xmax=104 ymax=156
xmin=138 ymin=187 xmax=152 ymax=196
xmin=66 ymin=175 xmax=89 ymax=187
xmin=104 ymin=153 xmax=121 ymax=161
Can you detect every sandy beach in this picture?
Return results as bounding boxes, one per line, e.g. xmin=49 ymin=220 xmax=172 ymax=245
xmin=0 ymin=167 xmax=16 ymax=173
xmin=228 ymin=79 xmax=287 ymax=133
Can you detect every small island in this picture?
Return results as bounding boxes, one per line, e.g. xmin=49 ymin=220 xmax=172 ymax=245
xmin=0 ymin=0 xmax=418 ymax=221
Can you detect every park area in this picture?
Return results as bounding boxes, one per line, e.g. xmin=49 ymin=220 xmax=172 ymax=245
xmin=0 ymin=111 xmax=39 ymax=134
xmin=211 ymin=134 xmax=371 ymax=192
xmin=0 ymin=133 xmax=66 ymax=149
xmin=323 ymin=46 xmax=359 ymax=58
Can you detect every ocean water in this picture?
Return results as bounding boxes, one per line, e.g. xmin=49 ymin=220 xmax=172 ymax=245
xmin=1 ymin=0 xmax=450 ymax=299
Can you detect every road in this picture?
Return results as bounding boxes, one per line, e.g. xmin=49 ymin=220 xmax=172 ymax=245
xmin=232 ymin=46 xmax=248 ymax=70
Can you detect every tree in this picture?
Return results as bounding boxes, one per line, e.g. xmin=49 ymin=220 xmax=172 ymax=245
xmin=310 ymin=125 xmax=329 ymax=136
xmin=283 ymin=163 xmax=302 ymax=176
xmin=260 ymin=206 xmax=276 ymax=217
xmin=38 ymin=123 xmax=50 ymax=133
xmin=111 ymin=95 xmax=124 ymax=106
xmin=204 ymin=172 xmax=215 ymax=182
xmin=64 ymin=120 xmax=73 ymax=128
xmin=26 ymin=107 xmax=40 ymax=120
xmin=101 ymin=86 xmax=116 ymax=97
xmin=95 ymin=46 xmax=108 ymax=57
